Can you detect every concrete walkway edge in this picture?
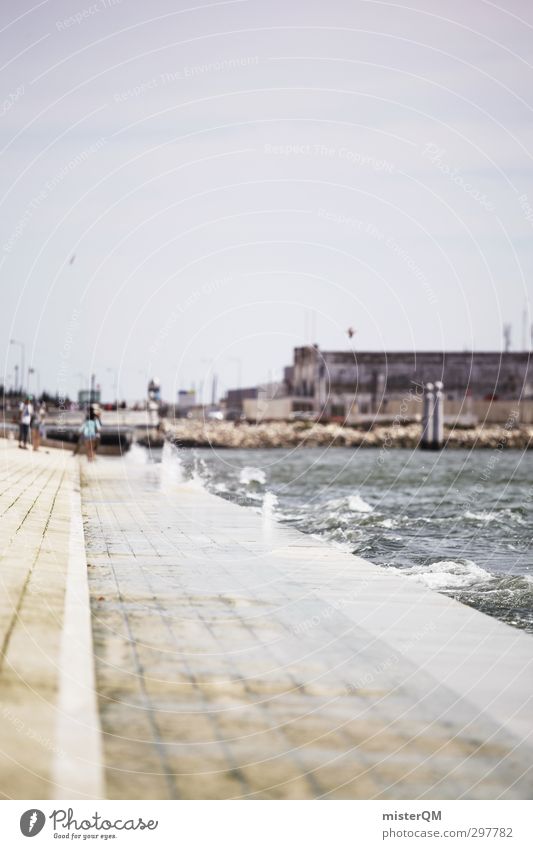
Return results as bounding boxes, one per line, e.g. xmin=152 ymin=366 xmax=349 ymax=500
xmin=52 ymin=473 xmax=104 ymax=799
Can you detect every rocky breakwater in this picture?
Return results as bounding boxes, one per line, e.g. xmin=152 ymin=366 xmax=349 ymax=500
xmin=162 ymin=419 xmax=532 ymax=450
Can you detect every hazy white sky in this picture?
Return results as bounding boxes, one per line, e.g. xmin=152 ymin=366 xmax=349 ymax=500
xmin=1 ymin=0 xmax=532 ymax=401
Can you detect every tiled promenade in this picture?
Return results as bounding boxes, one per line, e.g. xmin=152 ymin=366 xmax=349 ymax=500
xmin=0 ymin=441 xmax=532 ymax=799
xmin=0 ymin=441 xmax=98 ymax=798
xmin=81 ymin=456 xmax=533 ymax=800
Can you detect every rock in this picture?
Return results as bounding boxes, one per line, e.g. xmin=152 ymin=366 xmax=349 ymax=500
xmin=161 ymin=420 xmax=532 ymax=451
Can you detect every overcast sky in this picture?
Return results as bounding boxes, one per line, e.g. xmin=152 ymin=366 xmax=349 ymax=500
xmin=1 ymin=0 xmax=532 ymax=402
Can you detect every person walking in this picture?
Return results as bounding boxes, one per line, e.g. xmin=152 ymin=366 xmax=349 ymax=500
xmin=31 ymin=402 xmax=46 ymax=451
xmin=19 ymin=397 xmax=33 ymax=449
xmin=89 ymin=403 xmax=102 ymax=458
xmin=78 ymin=409 xmax=101 ymax=462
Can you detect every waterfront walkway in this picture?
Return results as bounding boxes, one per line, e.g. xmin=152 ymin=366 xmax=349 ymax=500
xmin=1 ymin=440 xmax=532 ymax=799
xmin=81 ymin=456 xmax=533 ymax=800
xmin=0 ymin=440 xmax=100 ymax=799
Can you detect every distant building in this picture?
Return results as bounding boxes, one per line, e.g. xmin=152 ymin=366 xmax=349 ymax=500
xmin=283 ymin=365 xmax=295 ymax=393
xmin=243 ymin=376 xmax=316 ymax=422
xmin=175 ymin=389 xmax=196 ymax=417
xmin=225 ymin=387 xmax=258 ymax=414
xmin=243 ymin=346 xmax=532 ymax=423
xmin=292 ymin=346 xmax=532 ymax=418
xmin=78 ymin=388 xmax=101 ymax=406
xmin=244 ymin=395 xmax=315 ymax=422
xmin=257 ymin=380 xmax=287 ymax=402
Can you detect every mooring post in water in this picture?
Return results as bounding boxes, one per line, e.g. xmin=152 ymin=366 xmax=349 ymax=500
xmin=433 ymin=381 xmax=444 ymax=449
xmin=421 ymin=382 xmax=434 ymax=449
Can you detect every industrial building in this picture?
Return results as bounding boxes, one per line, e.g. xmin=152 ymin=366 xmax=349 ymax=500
xmin=242 ymin=346 xmax=532 ymax=424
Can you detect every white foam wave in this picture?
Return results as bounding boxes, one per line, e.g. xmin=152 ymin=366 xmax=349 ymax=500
xmin=185 ymin=456 xmax=209 ymax=490
xmin=347 ymin=494 xmax=373 ymax=513
xmin=160 ymin=441 xmax=185 ymax=487
xmin=262 ymin=491 xmax=279 ymax=520
xmin=323 ymin=494 xmax=373 ymax=515
xmin=126 ymin=442 xmax=148 ymax=464
xmin=465 ymin=508 xmax=525 ymax=526
xmin=394 ymin=559 xmax=493 ymax=590
xmin=378 ymin=518 xmax=396 ymax=529
xmin=465 ymin=510 xmax=497 ymax=522
xmin=239 ymin=466 xmax=266 ymax=486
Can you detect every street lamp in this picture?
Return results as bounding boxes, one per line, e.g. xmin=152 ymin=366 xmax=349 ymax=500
xmin=76 ymin=373 xmax=89 ymax=407
xmin=200 ymin=358 xmax=213 ymax=407
xmin=28 ymin=367 xmax=40 ymax=398
xmin=10 ymin=339 xmax=25 ymax=394
xmin=200 ymin=358 xmax=220 ymax=407
xmin=106 ymin=367 xmax=118 ymax=404
xmin=230 ymin=357 xmax=242 ymax=389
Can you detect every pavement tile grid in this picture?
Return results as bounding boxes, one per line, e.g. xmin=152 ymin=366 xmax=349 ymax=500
xmin=81 ymin=459 xmax=532 ymax=800
xmin=0 ymin=444 xmax=72 ymax=799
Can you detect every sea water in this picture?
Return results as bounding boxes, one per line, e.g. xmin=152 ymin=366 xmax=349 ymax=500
xmin=148 ymin=445 xmax=533 ymax=633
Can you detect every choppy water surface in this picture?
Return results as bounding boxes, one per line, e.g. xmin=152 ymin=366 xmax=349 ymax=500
xmin=142 ymin=443 xmax=533 ymax=633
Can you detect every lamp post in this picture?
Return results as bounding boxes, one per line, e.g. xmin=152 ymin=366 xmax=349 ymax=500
xmin=106 ymin=367 xmax=118 ymax=405
xmin=230 ymin=357 xmax=242 ymax=390
xmin=201 ymin=358 xmax=213 ymax=407
xmin=433 ymin=381 xmax=444 ymax=449
xmin=421 ymin=383 xmax=434 ymax=449
xmin=28 ymin=367 xmax=40 ymax=398
xmin=76 ymin=373 xmax=89 ymax=407
xmin=10 ymin=339 xmax=25 ymax=394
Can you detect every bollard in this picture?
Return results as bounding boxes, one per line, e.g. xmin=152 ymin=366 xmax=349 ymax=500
xmin=432 ymin=381 xmax=444 ymax=449
xmin=421 ymin=383 xmax=434 ymax=449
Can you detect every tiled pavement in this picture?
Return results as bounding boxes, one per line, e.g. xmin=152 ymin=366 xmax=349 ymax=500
xmin=1 ymin=441 xmax=531 ymax=801
xmin=81 ymin=456 xmax=533 ymax=800
xmin=0 ymin=441 xmax=74 ymax=798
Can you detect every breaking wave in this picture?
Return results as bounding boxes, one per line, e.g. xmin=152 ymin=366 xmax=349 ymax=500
xmin=391 ymin=559 xmax=493 ymax=590
xmin=239 ymin=466 xmax=267 ymax=486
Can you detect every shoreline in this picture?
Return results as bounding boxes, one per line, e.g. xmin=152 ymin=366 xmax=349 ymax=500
xmin=1 ymin=439 xmax=532 ymax=799
xmin=162 ymin=419 xmax=533 ymax=450
xmin=80 ymin=451 xmax=533 ymax=799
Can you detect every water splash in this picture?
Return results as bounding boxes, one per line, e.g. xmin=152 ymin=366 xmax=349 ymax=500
xmin=126 ymin=442 xmax=148 ymax=465
xmin=160 ymin=441 xmax=184 ymax=488
xmin=188 ymin=452 xmax=212 ymax=489
xmin=239 ymin=466 xmax=266 ymax=486
xmin=262 ymin=491 xmax=279 ymax=520
xmin=391 ymin=559 xmax=493 ymax=591
xmin=347 ymin=494 xmax=373 ymax=513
